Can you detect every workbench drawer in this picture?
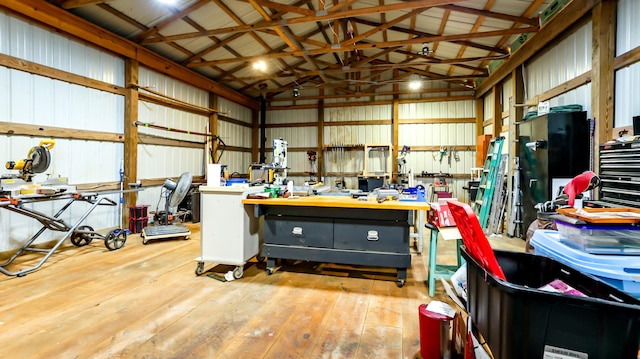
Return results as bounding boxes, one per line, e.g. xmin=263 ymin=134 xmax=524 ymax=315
xmin=333 ymin=220 xmax=409 ymax=253
xmin=264 ymin=216 xmax=333 ymax=248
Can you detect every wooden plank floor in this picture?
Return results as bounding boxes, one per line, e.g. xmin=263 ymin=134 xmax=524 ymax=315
xmin=0 ymin=223 xmax=524 ymax=358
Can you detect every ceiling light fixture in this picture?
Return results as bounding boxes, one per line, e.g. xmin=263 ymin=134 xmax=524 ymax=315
xmin=409 ymin=79 xmax=422 ymax=90
xmin=158 ymin=0 xmax=176 ymax=4
xmin=293 ymin=86 xmax=300 ymax=97
xmin=417 ymin=42 xmax=433 ymax=56
xmin=253 ymin=60 xmax=267 ymax=72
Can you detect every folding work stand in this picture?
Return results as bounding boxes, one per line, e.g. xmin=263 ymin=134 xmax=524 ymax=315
xmin=0 ymin=191 xmax=133 ymax=277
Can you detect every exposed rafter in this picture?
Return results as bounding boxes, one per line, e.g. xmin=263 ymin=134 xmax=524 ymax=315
xmin=37 ymin=0 xmax=549 ymax=101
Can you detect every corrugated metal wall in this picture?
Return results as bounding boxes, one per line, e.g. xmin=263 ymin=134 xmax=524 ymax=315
xmin=0 ymin=10 xmax=256 ymax=251
xmin=265 ymin=109 xmax=318 ymax=186
xmin=217 ymin=97 xmax=253 ymax=175
xmin=0 ymin=10 xmax=124 ymax=250
xmin=266 ymin=101 xmax=477 ymax=200
xmin=525 ymin=22 xmax=592 ymax=106
xmin=136 ymin=67 xmax=209 ymax=212
xmin=615 ymin=0 xmax=640 ymax=127
xmin=483 ymin=94 xmax=493 ymax=135
xmin=399 ymin=100 xmax=476 ymax=202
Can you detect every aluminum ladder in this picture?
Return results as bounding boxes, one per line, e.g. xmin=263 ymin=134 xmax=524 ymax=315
xmin=473 ymin=136 xmax=505 ymax=228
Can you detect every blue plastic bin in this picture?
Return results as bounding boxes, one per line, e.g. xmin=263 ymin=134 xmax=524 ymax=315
xmin=531 ymin=230 xmax=640 ymax=298
xmin=226 ymin=178 xmax=248 ymax=186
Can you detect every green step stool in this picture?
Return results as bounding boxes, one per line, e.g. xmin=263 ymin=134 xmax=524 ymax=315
xmin=425 ymin=222 xmax=463 ymax=297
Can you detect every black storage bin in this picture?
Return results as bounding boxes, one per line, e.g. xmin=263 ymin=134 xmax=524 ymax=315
xmin=462 ymin=247 xmax=640 ymax=359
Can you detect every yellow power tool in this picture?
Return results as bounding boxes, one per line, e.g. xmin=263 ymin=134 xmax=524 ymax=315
xmin=5 ymin=140 xmax=56 ymax=182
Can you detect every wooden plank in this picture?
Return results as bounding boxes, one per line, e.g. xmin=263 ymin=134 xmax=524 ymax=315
xmin=0 ymin=218 xmax=526 ymax=357
xmin=242 ymin=194 xmax=430 ymax=210
xmin=399 ymin=118 xmax=476 ymax=124
xmin=0 ymin=53 xmax=126 ymax=95
xmin=61 ymin=0 xmax=114 ymax=9
xmin=0 ymin=121 xmax=123 ymax=142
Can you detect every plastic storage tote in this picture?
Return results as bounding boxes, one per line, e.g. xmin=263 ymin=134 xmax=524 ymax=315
xmin=531 ymin=230 xmax=640 ymax=298
xmin=555 ymin=219 xmax=640 ymax=254
xmin=463 ymin=245 xmax=640 ymax=359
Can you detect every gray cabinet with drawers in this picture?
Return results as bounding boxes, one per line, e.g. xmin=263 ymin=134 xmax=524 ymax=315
xmin=260 ymin=204 xmax=412 ymax=287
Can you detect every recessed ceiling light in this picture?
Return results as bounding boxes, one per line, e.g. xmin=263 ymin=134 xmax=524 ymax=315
xmin=409 ymin=79 xmax=422 ymax=90
xmin=158 ymin=0 xmax=176 ymax=5
xmin=253 ymin=60 xmax=267 ymax=72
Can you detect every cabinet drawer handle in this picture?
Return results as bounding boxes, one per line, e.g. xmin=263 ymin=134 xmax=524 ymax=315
xmin=367 ymin=230 xmax=379 ymax=241
xmin=291 ymin=227 xmax=303 ymax=235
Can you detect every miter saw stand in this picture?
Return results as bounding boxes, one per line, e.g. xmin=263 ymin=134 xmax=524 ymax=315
xmin=0 ymin=141 xmax=139 ymax=277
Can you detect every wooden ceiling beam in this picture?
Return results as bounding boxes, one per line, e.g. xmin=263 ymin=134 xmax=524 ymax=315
xmin=351 ymin=17 xmax=509 ymax=55
xmin=141 ymin=0 xmax=465 ymax=44
xmin=437 ymin=4 xmax=539 ymax=26
xmin=339 ymin=8 xmax=423 ymax=47
xmin=266 ymin=86 xmax=470 ymax=102
xmin=96 ymin=3 xmax=146 ymax=30
xmin=133 ymin=0 xmax=209 ymax=42
xmin=187 ymin=26 xmax=535 ymax=67
xmin=248 ymin=0 xmax=329 ymax=85
xmin=327 ymin=0 xmax=359 ymax=14
xmin=232 ymin=51 xmax=498 ymax=82
xmin=251 ymin=0 xmax=314 ymax=16
xmin=60 ymin=0 xmax=112 ymax=9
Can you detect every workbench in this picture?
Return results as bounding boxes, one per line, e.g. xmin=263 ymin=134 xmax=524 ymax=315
xmin=243 ymin=196 xmax=429 ymax=287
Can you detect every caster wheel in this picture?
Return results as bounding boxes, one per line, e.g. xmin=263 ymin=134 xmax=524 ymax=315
xmin=396 ymin=280 xmax=405 ymax=288
xmin=233 ymin=266 xmax=244 ymax=279
xmin=266 ymin=268 xmax=273 ymax=275
xmin=105 ymin=229 xmax=127 ymax=250
xmin=184 ymin=236 xmax=190 ymax=240
xmin=195 ymin=262 xmax=205 ymax=276
xmin=71 ymin=225 xmax=94 ymax=247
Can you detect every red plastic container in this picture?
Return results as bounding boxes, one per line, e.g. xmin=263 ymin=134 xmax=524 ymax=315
xmin=128 ymin=205 xmax=149 ymax=234
xmin=418 ymin=304 xmax=453 ymax=359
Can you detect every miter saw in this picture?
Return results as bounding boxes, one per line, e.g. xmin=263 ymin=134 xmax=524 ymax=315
xmin=5 ymin=140 xmax=55 ymax=182
xmin=2 ymin=140 xmax=70 ymax=196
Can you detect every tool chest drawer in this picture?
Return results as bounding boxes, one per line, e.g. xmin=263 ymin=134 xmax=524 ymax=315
xmin=264 ymin=215 xmax=333 ymax=248
xmin=333 ymin=219 xmax=409 ymax=253
xmin=599 ymin=142 xmax=640 ymax=208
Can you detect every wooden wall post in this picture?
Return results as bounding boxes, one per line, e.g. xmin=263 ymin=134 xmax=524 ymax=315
xmin=492 ymin=85 xmax=502 ymax=138
xmin=123 ymin=59 xmax=139 ymax=228
xmin=475 ymin=98 xmax=484 ymax=137
xmin=591 ymin=0 xmax=616 ymax=177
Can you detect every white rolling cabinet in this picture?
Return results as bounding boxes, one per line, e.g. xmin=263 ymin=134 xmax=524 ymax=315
xmin=195 ymin=186 xmax=264 ymax=278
